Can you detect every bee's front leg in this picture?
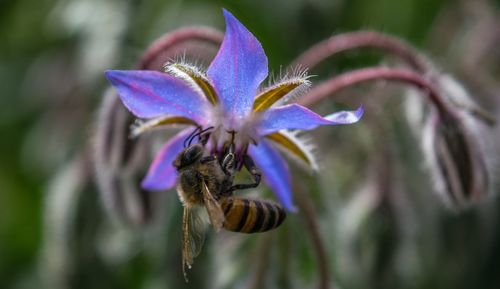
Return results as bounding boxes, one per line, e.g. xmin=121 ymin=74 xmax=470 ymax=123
xmin=221 ymin=153 xmax=235 ymax=176
xmin=200 ymin=155 xmax=217 ymax=164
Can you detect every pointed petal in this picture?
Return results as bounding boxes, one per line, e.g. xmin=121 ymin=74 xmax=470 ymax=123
xmin=248 ymin=140 xmax=297 ymax=211
xmin=141 ymin=130 xmax=191 ymax=191
xmin=325 ymin=105 xmax=364 ymax=123
xmin=105 ymin=70 xmax=210 ymax=124
xmin=253 ymin=77 xmax=310 ymax=111
xmin=257 ymin=104 xmax=363 ymax=136
xmin=207 ymin=9 xmax=268 ymax=120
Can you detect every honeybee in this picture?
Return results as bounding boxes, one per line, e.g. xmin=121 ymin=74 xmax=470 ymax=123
xmin=173 ymin=127 xmax=286 ymax=281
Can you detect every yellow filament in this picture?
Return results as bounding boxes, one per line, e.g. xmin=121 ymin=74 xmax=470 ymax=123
xmin=171 ymin=63 xmax=218 ymax=105
xmin=253 ymin=80 xmax=305 ymax=111
xmin=266 ymin=132 xmax=311 ymax=166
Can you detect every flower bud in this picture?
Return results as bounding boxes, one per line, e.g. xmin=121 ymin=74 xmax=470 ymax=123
xmin=93 ymin=89 xmax=158 ymax=225
xmin=424 ymin=109 xmax=489 ymax=209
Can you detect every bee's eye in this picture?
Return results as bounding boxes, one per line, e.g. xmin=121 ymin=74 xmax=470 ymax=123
xmin=183 ymin=147 xmax=197 ymax=160
xmin=181 ymin=146 xmax=202 ymax=166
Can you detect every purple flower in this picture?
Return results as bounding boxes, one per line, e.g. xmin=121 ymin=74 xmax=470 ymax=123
xmin=105 ymin=9 xmax=363 ymax=211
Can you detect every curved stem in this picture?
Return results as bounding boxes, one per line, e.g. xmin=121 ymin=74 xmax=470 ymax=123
xmin=298 ymin=67 xmax=447 ymax=113
xmin=290 ymin=30 xmax=429 ymax=72
xmin=137 ymin=27 xmax=224 ymax=69
xmin=295 ymin=182 xmax=331 ymax=289
xmin=290 ymin=31 xmax=497 ymax=126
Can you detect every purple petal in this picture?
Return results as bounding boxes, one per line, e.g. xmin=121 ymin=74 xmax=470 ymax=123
xmin=257 ymin=104 xmax=364 ymax=136
xmin=248 ymin=140 xmax=297 ymax=212
xmin=105 ymin=70 xmax=210 ymax=124
xmin=207 ymin=9 xmax=268 ymax=122
xmin=325 ymin=105 xmax=364 ymax=124
xmin=141 ymin=129 xmax=191 ymax=191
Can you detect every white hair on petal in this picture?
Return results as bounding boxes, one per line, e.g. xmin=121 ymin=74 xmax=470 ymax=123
xmin=261 ymin=66 xmax=314 ymax=107
xmin=129 ymin=116 xmax=188 ymax=138
xmin=166 ymin=52 xmax=203 ymax=69
xmin=129 ymin=118 xmax=149 ymax=138
xmin=271 ymin=130 xmax=319 ymax=172
xmin=129 ymin=118 xmax=164 ymax=138
xmin=162 ymin=58 xmax=207 ymax=98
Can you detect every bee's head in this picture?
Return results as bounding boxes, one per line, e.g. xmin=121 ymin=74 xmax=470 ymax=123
xmin=173 ymin=144 xmax=204 ymax=169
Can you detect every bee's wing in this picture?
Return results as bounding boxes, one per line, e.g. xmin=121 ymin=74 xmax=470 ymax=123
xmin=201 ymin=180 xmax=225 ymax=232
xmin=182 ymin=205 xmax=207 ymax=281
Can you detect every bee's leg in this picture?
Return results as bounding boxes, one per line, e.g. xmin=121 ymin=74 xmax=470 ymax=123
xmin=228 ymin=155 xmax=261 ymax=192
xmin=220 ymin=130 xmax=236 ymax=161
xmin=221 ymin=138 xmax=237 ymax=175
xmin=200 ymin=155 xmax=217 ymax=164
xmin=221 ymin=152 xmax=235 ymax=176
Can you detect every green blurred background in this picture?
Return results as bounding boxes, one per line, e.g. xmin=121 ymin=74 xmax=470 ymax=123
xmin=1 ymin=0 xmax=500 ymax=288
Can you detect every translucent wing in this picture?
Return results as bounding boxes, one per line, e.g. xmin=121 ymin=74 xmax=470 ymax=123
xmin=202 ymin=180 xmax=225 ymax=232
xmin=182 ymin=205 xmax=207 ymax=282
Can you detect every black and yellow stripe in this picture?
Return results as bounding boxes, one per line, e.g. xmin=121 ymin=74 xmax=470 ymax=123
xmin=221 ymin=197 xmax=286 ymax=233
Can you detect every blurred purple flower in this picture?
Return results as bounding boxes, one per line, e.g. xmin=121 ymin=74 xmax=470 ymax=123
xmin=105 ymin=9 xmax=363 ymax=211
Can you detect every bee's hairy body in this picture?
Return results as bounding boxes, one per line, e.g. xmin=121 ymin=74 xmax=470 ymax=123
xmin=176 ymin=154 xmax=233 ymax=206
xmin=176 ymin=150 xmax=286 ymax=234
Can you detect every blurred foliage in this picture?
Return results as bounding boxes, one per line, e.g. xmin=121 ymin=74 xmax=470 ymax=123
xmin=1 ymin=0 xmax=500 ymax=288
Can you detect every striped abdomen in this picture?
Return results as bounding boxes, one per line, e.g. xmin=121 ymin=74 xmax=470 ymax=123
xmin=220 ymin=197 xmax=286 ymax=233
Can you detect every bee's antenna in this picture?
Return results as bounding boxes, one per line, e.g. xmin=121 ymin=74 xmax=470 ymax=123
xmin=188 ymin=126 xmax=214 ymax=147
xmin=184 ymin=126 xmax=201 ymax=148
xmin=198 ymin=126 xmax=214 ymax=145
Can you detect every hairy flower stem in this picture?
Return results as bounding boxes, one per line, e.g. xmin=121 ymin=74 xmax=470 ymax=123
xmin=138 ymin=27 xmax=223 ymax=69
xmin=295 ymin=183 xmax=331 ymax=289
xmin=299 ymin=67 xmax=448 ymax=113
xmin=291 ymin=31 xmax=429 ymax=72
